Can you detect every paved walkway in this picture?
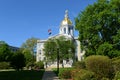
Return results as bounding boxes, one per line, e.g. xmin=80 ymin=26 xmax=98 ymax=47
xmin=42 ymin=68 xmax=59 ymax=80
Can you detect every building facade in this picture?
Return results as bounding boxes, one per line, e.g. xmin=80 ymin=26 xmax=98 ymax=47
xmin=36 ymin=10 xmax=84 ymax=68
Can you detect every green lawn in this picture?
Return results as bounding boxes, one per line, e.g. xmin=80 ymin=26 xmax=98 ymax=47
xmin=0 ymin=70 xmax=44 ymax=80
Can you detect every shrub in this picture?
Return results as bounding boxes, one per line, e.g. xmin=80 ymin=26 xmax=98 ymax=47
xmin=73 ymin=61 xmax=85 ymax=69
xmin=101 ymin=77 xmax=109 ymax=80
xmin=73 ymin=69 xmax=95 ymax=80
xmin=114 ymin=71 xmax=120 ymax=80
xmin=58 ymin=68 xmax=73 ymax=79
xmin=71 ymin=69 xmax=79 ymax=79
xmin=112 ymin=58 xmax=120 ymax=73
xmin=0 ymin=62 xmax=10 ymax=69
xmin=85 ymin=55 xmax=113 ymax=79
xmin=26 ymin=62 xmax=34 ymax=70
xmin=35 ymin=61 xmax=44 ymax=69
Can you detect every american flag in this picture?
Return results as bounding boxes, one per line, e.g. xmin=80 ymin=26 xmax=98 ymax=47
xmin=48 ymin=29 xmax=52 ymax=35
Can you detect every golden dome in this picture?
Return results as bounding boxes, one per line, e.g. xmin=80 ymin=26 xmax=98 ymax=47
xmin=61 ymin=10 xmax=72 ymax=25
xmin=61 ymin=17 xmax=72 ymax=25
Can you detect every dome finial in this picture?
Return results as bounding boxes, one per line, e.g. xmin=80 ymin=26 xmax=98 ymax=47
xmin=61 ymin=10 xmax=72 ymax=25
xmin=65 ymin=10 xmax=68 ymax=18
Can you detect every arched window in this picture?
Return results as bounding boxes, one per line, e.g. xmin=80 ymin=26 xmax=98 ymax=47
xmin=68 ymin=27 xmax=70 ymax=34
xmin=64 ymin=28 xmax=66 ymax=34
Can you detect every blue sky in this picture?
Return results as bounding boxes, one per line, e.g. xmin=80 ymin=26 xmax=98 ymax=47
xmin=0 ymin=0 xmax=97 ymax=47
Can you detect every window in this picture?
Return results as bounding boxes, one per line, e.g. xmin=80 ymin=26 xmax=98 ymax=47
xmin=39 ymin=57 xmax=41 ymax=60
xmin=68 ymin=28 xmax=70 ymax=34
xmin=64 ymin=28 xmax=66 ymax=34
xmin=39 ymin=50 xmax=41 ymax=54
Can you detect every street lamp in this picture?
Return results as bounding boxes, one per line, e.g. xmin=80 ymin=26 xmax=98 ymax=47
xmin=48 ymin=40 xmax=60 ymax=76
xmin=57 ymin=47 xmax=59 ymax=76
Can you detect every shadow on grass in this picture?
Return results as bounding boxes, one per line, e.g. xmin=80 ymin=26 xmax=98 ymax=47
xmin=0 ymin=70 xmax=44 ymax=80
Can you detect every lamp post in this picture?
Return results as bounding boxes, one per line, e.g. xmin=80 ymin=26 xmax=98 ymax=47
xmin=57 ymin=47 xmax=59 ymax=76
xmin=48 ymin=40 xmax=60 ymax=76
xmin=69 ymin=35 xmax=77 ymax=64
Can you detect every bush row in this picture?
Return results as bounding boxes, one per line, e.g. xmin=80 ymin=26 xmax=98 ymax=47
xmin=58 ymin=68 xmax=73 ymax=79
xmin=0 ymin=62 xmax=10 ymax=69
xmin=58 ymin=55 xmax=120 ymax=80
xmin=72 ymin=55 xmax=120 ymax=80
xmin=0 ymin=61 xmax=44 ymax=70
xmin=26 ymin=61 xmax=44 ymax=70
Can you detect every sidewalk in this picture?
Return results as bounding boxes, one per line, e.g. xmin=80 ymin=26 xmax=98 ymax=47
xmin=42 ymin=68 xmax=59 ymax=80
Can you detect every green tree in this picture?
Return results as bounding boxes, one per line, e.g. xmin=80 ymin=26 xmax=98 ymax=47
xmin=0 ymin=42 xmax=12 ymax=62
xmin=75 ymin=0 xmax=120 ymax=58
xmin=22 ymin=49 xmax=34 ymax=68
xmin=0 ymin=41 xmax=6 ymax=44
xmin=11 ymin=50 xmax=25 ymax=70
xmin=44 ymin=36 xmax=75 ymax=67
xmin=21 ymin=37 xmax=38 ymax=60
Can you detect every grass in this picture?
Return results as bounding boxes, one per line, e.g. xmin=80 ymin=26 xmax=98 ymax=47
xmin=0 ymin=69 xmax=44 ymax=80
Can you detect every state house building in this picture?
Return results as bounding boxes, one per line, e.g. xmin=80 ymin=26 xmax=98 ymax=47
xmin=36 ymin=10 xmax=85 ymax=68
